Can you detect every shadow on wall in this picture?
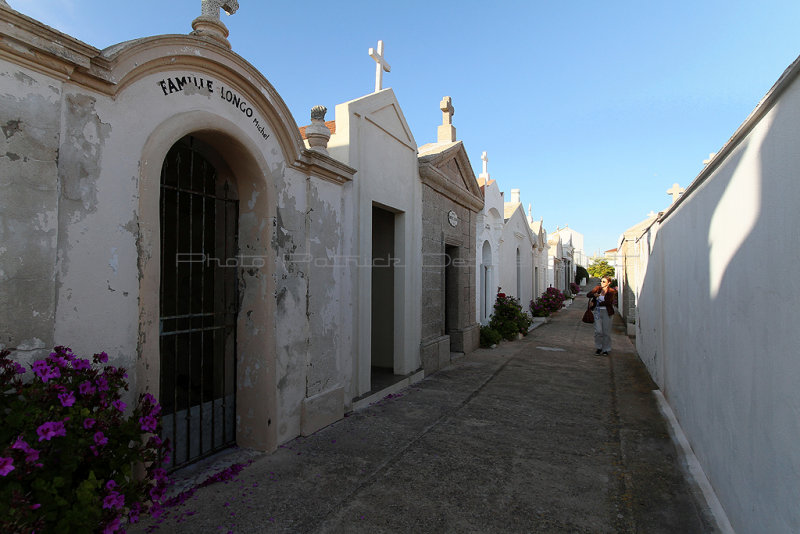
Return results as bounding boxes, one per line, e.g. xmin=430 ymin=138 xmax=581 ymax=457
xmin=635 ymin=92 xmax=800 ymax=534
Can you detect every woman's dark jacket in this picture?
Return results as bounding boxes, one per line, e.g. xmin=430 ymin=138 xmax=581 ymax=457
xmin=586 ymin=285 xmax=617 ymax=316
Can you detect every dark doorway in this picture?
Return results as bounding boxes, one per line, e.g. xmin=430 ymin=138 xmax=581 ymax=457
xmin=159 ymin=136 xmax=238 ymax=470
xmin=444 ymin=245 xmax=459 ymax=339
xmin=371 ymin=206 xmax=395 ymax=378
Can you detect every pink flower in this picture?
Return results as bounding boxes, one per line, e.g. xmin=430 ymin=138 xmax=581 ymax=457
xmin=58 ymin=392 xmax=76 ymax=407
xmin=112 ymin=400 xmax=126 ymax=412
xmin=0 ymin=457 xmax=14 ymax=476
xmin=83 ymin=418 xmax=96 ymax=430
xmin=36 ymin=421 xmax=66 ymax=441
xmin=93 ymin=431 xmax=109 ymax=447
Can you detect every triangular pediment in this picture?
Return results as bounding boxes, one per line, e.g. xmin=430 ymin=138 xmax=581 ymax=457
xmin=365 ymin=103 xmax=414 ymax=148
xmin=418 ymin=141 xmax=484 ymax=209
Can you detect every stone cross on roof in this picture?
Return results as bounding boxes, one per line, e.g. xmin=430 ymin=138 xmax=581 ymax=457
xmin=201 ymin=0 xmax=239 ymax=18
xmin=481 ymin=151 xmax=488 ymax=174
xmin=368 ymin=40 xmax=391 ymax=93
xmin=192 ymin=0 xmax=239 ymax=48
xmin=667 ymin=182 xmax=685 ymax=204
xmin=437 ymin=96 xmax=456 ymax=143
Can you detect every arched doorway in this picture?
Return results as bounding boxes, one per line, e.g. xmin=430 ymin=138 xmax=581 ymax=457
xmin=481 ymin=240 xmax=492 ymax=323
xmin=159 ymin=136 xmax=239 ymax=469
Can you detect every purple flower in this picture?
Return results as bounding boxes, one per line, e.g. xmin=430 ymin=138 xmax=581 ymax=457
xmin=105 ymin=479 xmax=117 ymax=491
xmin=83 ymin=418 xmax=96 ymax=430
xmin=95 ymin=351 xmax=109 ymax=364
xmin=11 ymin=361 xmax=25 ymax=374
xmin=30 ymin=503 xmax=41 ymax=510
xmin=96 ymin=376 xmax=109 ymax=392
xmin=11 ymin=436 xmax=40 ymax=463
xmin=93 ymin=431 xmax=109 ymax=447
xmin=58 ymin=392 xmax=76 ymax=407
xmin=139 ymin=415 xmax=158 ymax=433
xmin=0 ymin=457 xmax=14 ymax=476
xmin=31 ymin=360 xmax=60 ymax=383
xmin=102 ymin=515 xmax=121 ymax=533
xmin=79 ymin=381 xmax=96 ymax=396
xmin=48 ymin=355 xmax=69 ymax=368
xmin=112 ymin=400 xmax=126 ymax=412
xmin=36 ymin=421 xmax=66 ymax=441
xmin=72 ymin=358 xmax=91 ymax=371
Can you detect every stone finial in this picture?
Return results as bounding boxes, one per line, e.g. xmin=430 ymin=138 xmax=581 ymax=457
xmin=647 ymin=210 xmax=658 ymax=218
xmin=369 ymin=40 xmax=391 ymax=93
xmin=191 ymin=0 xmax=239 ymax=48
xmin=703 ymin=152 xmax=716 ymax=165
xmin=667 ymin=182 xmax=685 ymax=204
xmin=305 ymin=105 xmax=331 ymax=154
xmin=437 ymin=96 xmax=456 ymax=143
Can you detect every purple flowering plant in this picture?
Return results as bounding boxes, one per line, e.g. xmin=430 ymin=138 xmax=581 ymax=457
xmin=489 ymin=290 xmax=533 ymax=341
xmin=0 ymin=346 xmax=171 ymax=533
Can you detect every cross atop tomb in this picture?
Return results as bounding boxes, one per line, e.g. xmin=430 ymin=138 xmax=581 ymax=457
xmin=368 ymin=40 xmax=391 ymax=93
xmin=192 ymin=0 xmax=239 ymax=48
xmin=201 ymin=0 xmax=239 ymax=19
xmin=437 ymin=96 xmax=456 ymax=143
xmin=667 ymin=183 xmax=685 ymax=204
xmin=479 ymin=151 xmax=490 ymax=180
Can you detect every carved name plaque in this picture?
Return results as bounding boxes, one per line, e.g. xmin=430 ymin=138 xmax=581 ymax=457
xmin=448 ymin=210 xmax=459 ymax=227
xmin=156 ymin=74 xmax=270 ymax=141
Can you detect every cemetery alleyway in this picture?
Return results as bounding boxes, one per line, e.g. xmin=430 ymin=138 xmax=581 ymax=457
xmin=134 ymin=292 xmax=718 ymax=534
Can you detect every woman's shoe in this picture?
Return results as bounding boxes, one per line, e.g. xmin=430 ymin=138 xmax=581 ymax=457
xmin=595 ymin=349 xmax=602 ymax=355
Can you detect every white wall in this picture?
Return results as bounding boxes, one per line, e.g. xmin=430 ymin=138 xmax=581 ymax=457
xmin=328 ymin=88 xmax=422 ymax=398
xmin=499 ymin=206 xmax=535 ymax=308
xmin=475 ymin=182 xmax=503 ymax=324
xmin=634 ymin=65 xmax=800 ymax=533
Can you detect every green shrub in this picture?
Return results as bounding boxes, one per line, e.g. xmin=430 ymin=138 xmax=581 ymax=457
xmin=575 ymin=265 xmax=589 ymax=284
xmin=489 ymin=292 xmax=530 ymax=341
xmin=479 ymin=326 xmax=502 ymax=348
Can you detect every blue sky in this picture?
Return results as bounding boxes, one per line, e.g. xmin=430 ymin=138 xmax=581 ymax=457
xmin=9 ymin=0 xmax=800 ymax=258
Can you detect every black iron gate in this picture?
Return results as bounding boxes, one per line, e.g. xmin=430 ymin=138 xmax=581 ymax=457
xmin=159 ymin=137 xmax=238 ymax=470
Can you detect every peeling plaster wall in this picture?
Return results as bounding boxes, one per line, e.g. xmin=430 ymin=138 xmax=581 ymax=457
xmin=273 ymin=164 xmax=310 ymax=443
xmin=1 ymin=13 xmax=354 ymax=457
xmin=53 ymin=87 xmax=139 ymax=375
xmin=0 ymin=60 xmax=61 ymax=361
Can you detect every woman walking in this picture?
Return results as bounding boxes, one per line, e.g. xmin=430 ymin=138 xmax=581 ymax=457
xmin=586 ymin=277 xmax=617 ymax=355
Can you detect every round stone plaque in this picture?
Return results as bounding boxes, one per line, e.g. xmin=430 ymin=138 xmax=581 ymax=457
xmin=448 ymin=210 xmax=459 ymax=227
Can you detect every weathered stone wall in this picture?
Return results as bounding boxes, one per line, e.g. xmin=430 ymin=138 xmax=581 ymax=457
xmin=420 ymin=182 xmax=479 ymax=369
xmin=0 ymin=60 xmax=61 ymax=362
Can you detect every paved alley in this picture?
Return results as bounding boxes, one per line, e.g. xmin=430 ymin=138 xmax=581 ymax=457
xmin=135 ymin=293 xmax=717 ymax=533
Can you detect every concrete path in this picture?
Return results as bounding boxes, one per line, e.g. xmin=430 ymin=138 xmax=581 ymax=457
xmin=134 ymin=292 xmax=717 ymax=533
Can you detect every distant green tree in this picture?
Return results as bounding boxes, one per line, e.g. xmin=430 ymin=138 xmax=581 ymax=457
xmin=575 ymin=265 xmax=589 ymax=283
xmin=588 ymin=259 xmax=615 ymax=279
